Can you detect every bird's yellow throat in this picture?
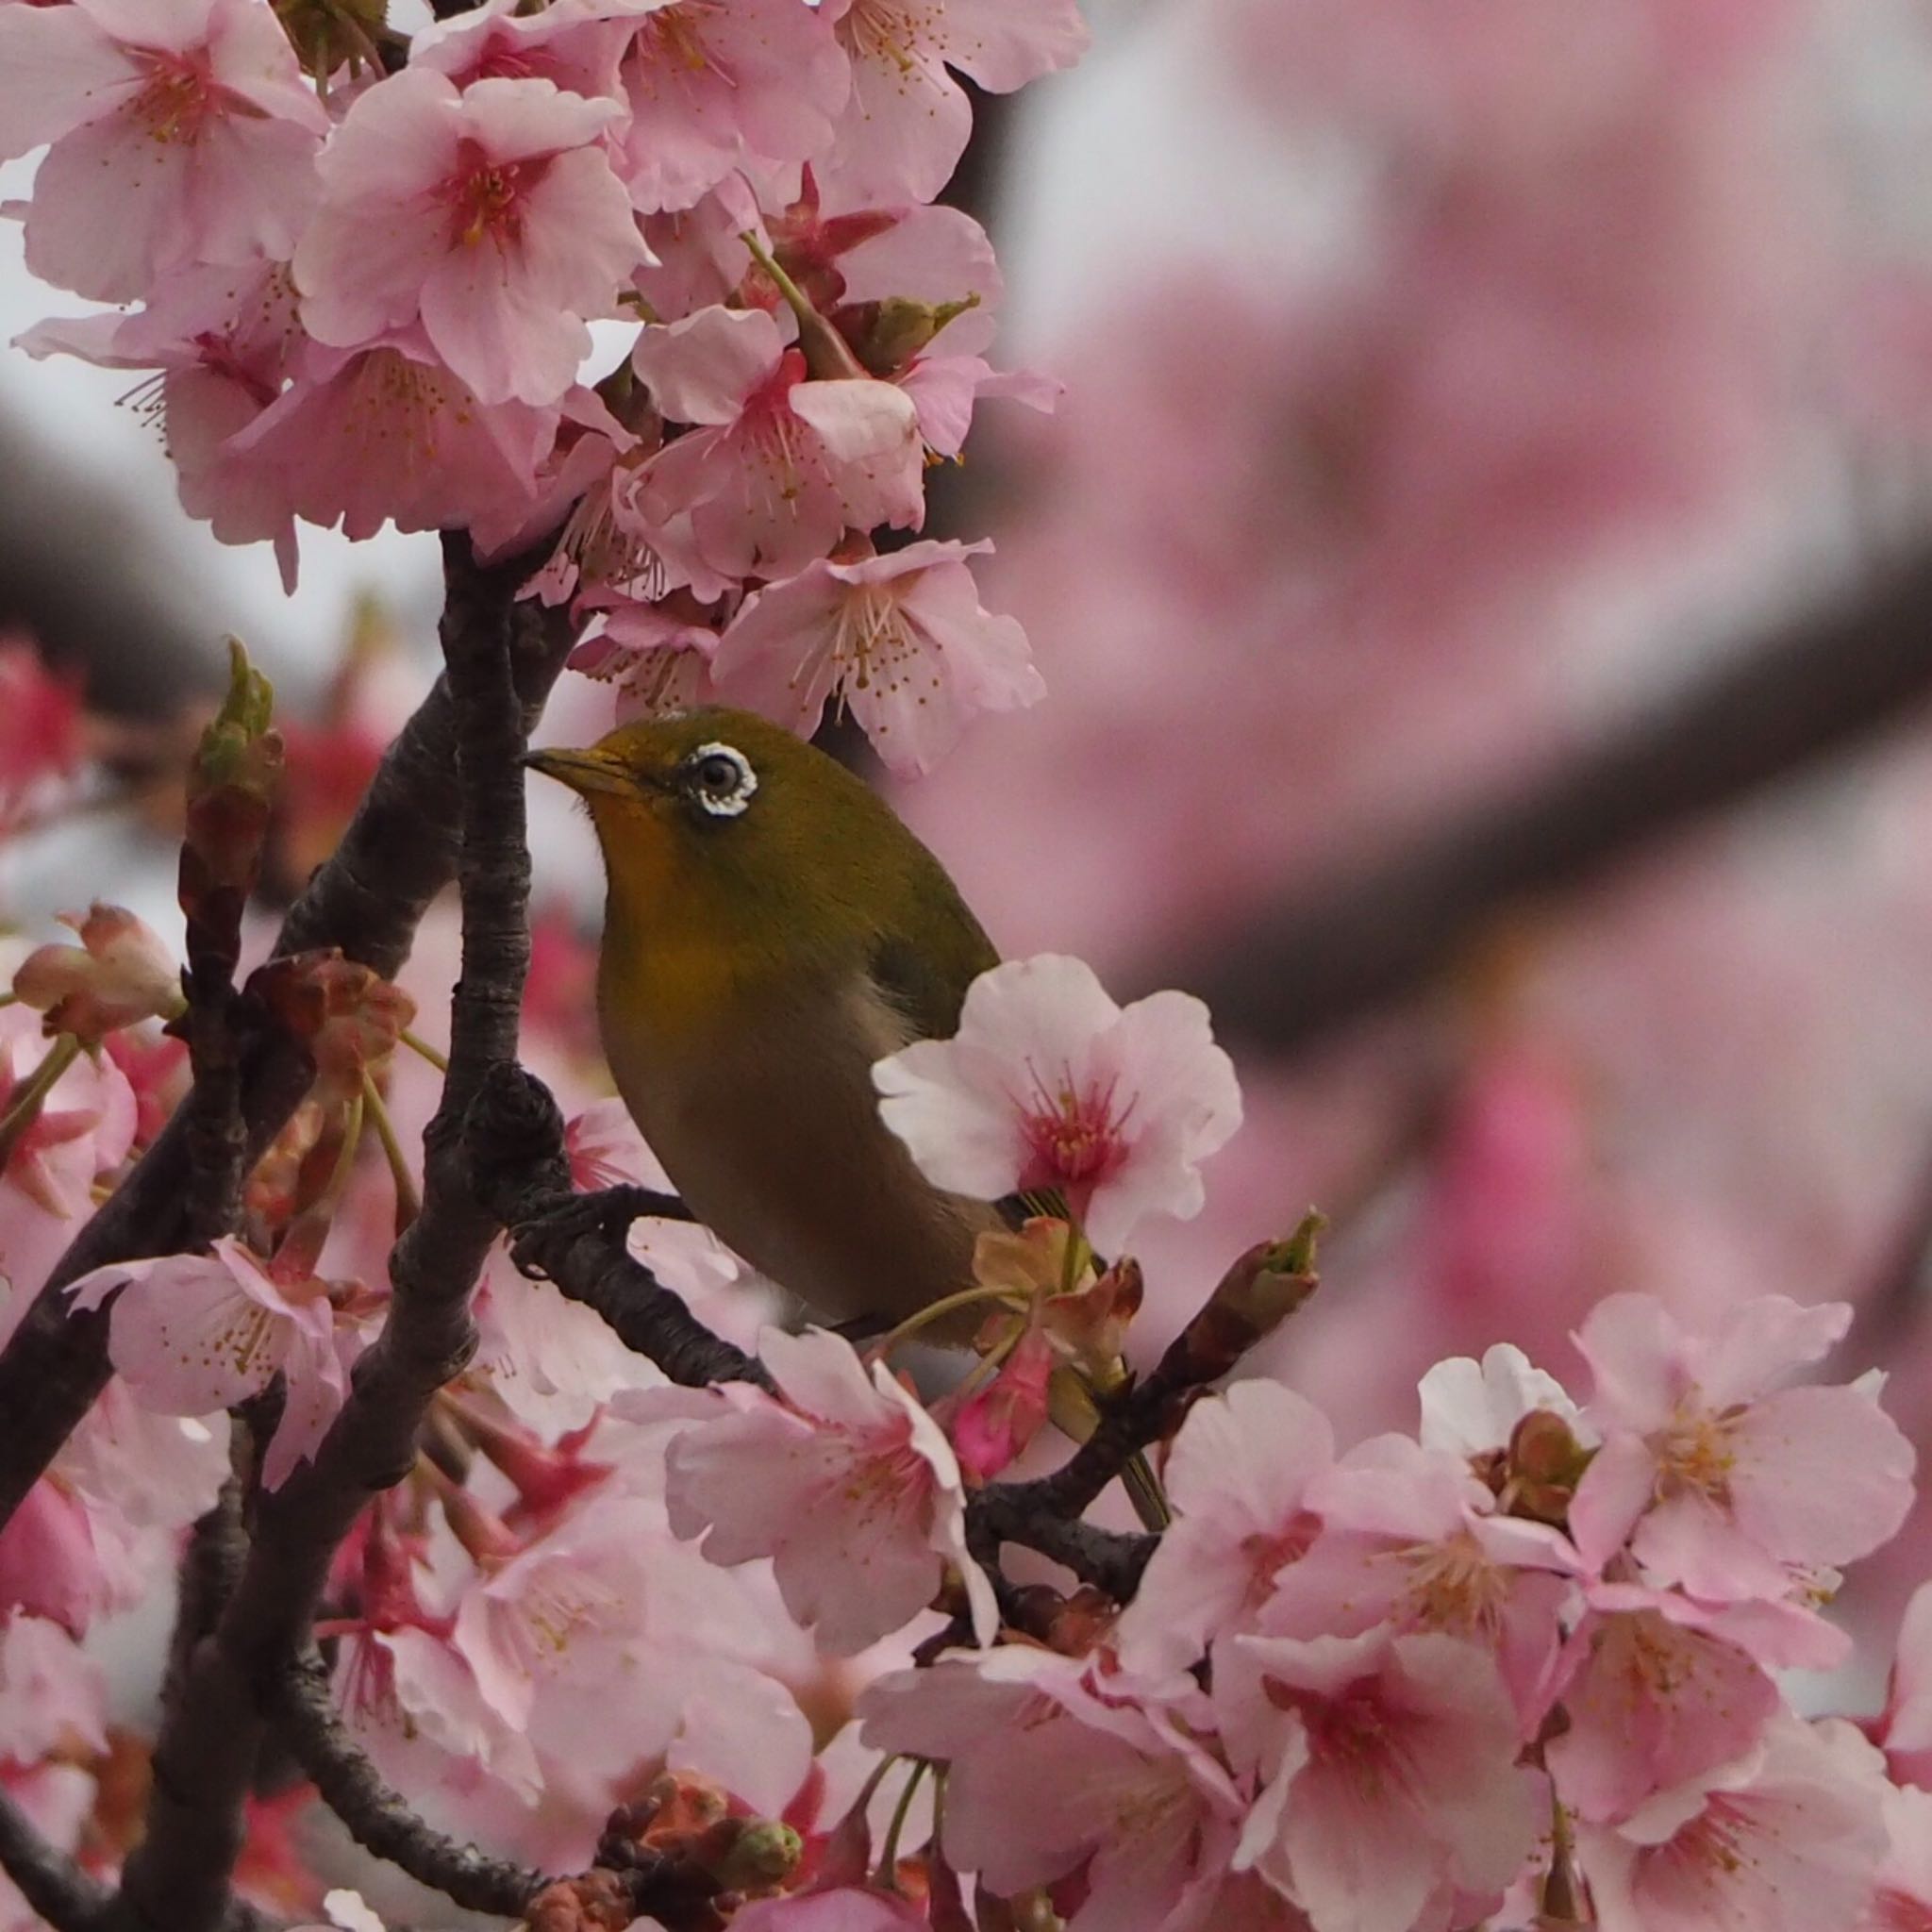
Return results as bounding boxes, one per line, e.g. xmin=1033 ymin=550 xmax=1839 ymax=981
xmin=582 ymin=790 xmax=764 ymax=1045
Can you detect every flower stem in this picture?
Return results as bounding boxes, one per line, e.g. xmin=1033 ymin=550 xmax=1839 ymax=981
xmin=0 ymin=1033 xmax=80 ymax=1170
xmin=874 ymin=1758 xmax=928 ymax=1890
xmin=951 ymin=1318 xmax=1024 ymax=1404
xmin=361 ymin=1068 xmax=421 ymax=1233
xmin=1540 ymin=1786 xmax=1584 ymax=1924
xmin=739 ymin=229 xmax=814 ymax=325
xmin=399 ymin=1027 xmax=448 ymax=1074
xmin=872 ymin=1286 xmax=1027 ymax=1361
xmin=1058 ymin=1224 xmax=1093 ymax=1298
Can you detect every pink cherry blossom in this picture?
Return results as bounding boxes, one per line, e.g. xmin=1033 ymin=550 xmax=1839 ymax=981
xmin=1545 ymin=1598 xmax=1782 ymax=1825
xmin=626 ymin=305 xmax=924 ymax=583
xmin=226 ymin=340 xmax=564 ymax=551
xmin=0 ymin=1481 xmax=99 ymax=1637
xmin=54 ymin=1380 xmax=227 ymax=1539
xmin=861 ymin=1647 xmax=1248 ymax=1932
xmin=410 ymin=0 xmax=636 ymax=106
xmin=471 ymin=394 xmax=648 ymax=596
xmin=1568 ymin=1293 xmax=1916 ymax=1602
xmin=829 ymin=197 xmax=1003 ymax=332
xmin=1417 ymin=1341 xmax=1583 ymax=1461
xmin=815 ymin=0 xmax=1089 ymax=209
xmin=0 ymin=1612 xmax=107 ymax=1766
xmin=659 ymin=1325 xmax=994 ymax=1655
xmin=334 ymin=1620 xmax=543 ymax=1805
xmin=1879 ymin=1580 xmax=1932 ymax=1790
xmin=66 ymin=1237 xmax=350 ymax=1490
xmin=0 ymin=1008 xmax=138 ymax=1296
xmin=474 ymin=1246 xmax=665 ymax=1433
xmin=0 ymin=0 xmax=327 ymax=301
xmin=0 ymin=640 xmax=85 ymax=837
xmin=13 ymin=903 xmax=184 ymax=1044
xmin=614 ymin=0 xmax=850 ymax=213
xmin=1114 ymin=1377 xmax=1334 ymax=1678
xmin=19 ymin=261 xmax=308 ymax=586
xmin=294 ymin=70 xmax=648 ymax=406
xmin=1859 ymin=1774 xmax=1932 ymax=1932
xmin=873 ymin=953 xmax=1243 ymax=1254
xmin=945 ymin=1320 xmax=1051 ymax=1483
xmin=1261 ymin=1433 xmax=1584 ymax=1728
xmin=450 ymin=1490 xmax=812 ymax=1809
xmin=1574 ymin=1716 xmax=1889 ymax=1932
xmin=896 ymin=349 xmax=1058 ymax=459
xmin=566 ymin=603 xmax=723 ymax=722
xmin=730 ymin=1890 xmax=924 ymax=1932
xmin=1215 ymin=1627 xmax=1541 ymax=1932
xmin=709 ymin=538 xmax=1043 ymax=775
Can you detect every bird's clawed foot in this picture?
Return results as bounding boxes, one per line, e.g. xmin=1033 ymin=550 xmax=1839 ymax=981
xmin=509 ymin=1184 xmax=694 ymax=1282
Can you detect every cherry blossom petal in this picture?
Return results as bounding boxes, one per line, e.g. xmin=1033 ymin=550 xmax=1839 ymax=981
xmin=68 ymin=1245 xmax=291 ymax=1415
xmin=874 ymin=954 xmax=1242 ymax=1253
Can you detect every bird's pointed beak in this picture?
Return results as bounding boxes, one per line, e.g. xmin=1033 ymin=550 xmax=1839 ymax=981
xmin=523 ymin=745 xmax=633 ymax=799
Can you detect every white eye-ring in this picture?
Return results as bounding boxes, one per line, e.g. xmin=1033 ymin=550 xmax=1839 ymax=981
xmin=686 ymin=741 xmax=758 ymax=818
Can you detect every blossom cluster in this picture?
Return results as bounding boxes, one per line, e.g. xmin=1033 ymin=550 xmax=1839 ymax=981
xmin=0 ymin=796 xmax=1927 ymax=1931
xmin=9 ymin=3 xmax=1932 ymax=1928
xmin=3 ymin=0 xmax=1078 ymax=773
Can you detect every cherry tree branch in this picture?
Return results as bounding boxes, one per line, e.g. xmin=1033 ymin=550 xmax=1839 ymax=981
xmin=274 ymin=1651 xmax=545 ymax=1918
xmin=967 ymin=1226 xmax=1321 ymax=1604
xmin=965 ymin=1495 xmax=1158 ymax=1604
xmin=1159 ymin=546 xmax=1932 ymax=1055
xmin=465 ymin=1061 xmax=772 ymax=1391
xmin=105 ymin=535 xmax=554 ymax=1932
xmin=0 ymin=1790 xmax=109 ymax=1932
xmin=0 ymin=554 xmax=577 ymax=1537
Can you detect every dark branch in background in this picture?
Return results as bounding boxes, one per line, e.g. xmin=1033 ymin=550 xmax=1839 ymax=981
xmin=0 ymin=410 xmax=229 ymax=718
xmin=106 ymin=536 xmax=554 ymax=1932
xmin=275 ymin=1652 xmax=545 ymax=1919
xmin=0 ymin=560 xmax=576 ymax=1537
xmin=468 ymin=1061 xmax=771 ymax=1391
xmin=1160 ymin=545 xmax=1932 ymax=1055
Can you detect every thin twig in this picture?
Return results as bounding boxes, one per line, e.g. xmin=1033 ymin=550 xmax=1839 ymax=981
xmin=965 ymin=1493 xmax=1158 ymax=1603
xmin=0 ymin=552 xmax=577 ymax=1536
xmin=105 ymin=535 xmax=556 ymax=1932
xmin=0 ymin=1787 xmax=108 ymax=1932
xmin=465 ymin=1061 xmax=767 ymax=1391
xmin=274 ymin=1652 xmax=546 ymax=1918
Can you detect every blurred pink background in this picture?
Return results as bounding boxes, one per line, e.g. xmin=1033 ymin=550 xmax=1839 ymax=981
xmin=11 ymin=0 xmax=1932 ymax=1705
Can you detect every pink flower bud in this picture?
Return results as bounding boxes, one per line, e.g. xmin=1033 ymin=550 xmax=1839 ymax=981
xmin=13 ymin=903 xmax=184 ymax=1044
xmin=948 ymin=1324 xmax=1053 ymax=1484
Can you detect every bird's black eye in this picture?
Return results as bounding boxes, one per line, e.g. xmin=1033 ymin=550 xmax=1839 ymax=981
xmin=683 ymin=741 xmax=758 ymax=818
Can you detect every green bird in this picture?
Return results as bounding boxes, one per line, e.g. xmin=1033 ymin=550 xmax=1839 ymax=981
xmin=528 ymin=707 xmax=1167 ymax=1524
